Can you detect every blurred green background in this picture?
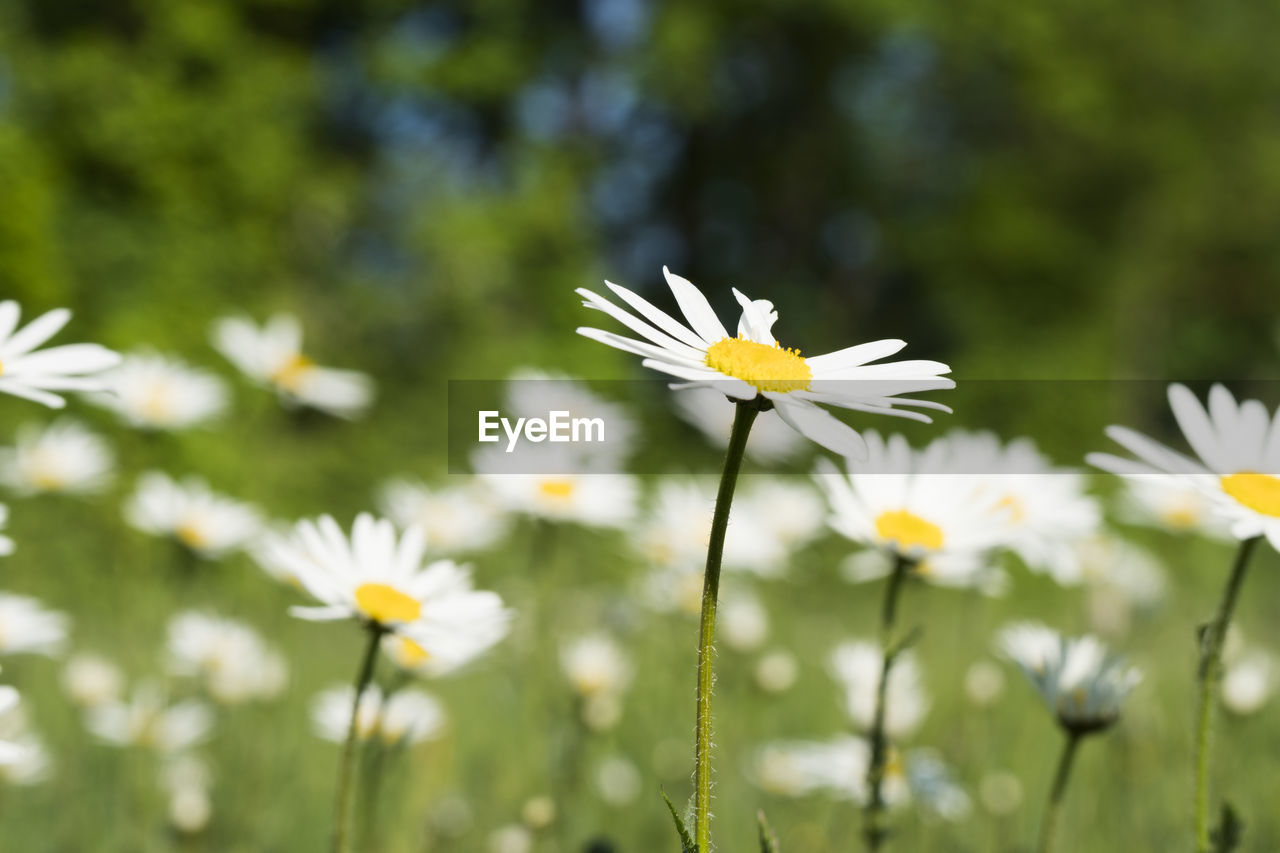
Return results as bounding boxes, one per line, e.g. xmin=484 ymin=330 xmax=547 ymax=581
xmin=1 ymin=1 xmax=1279 ymax=851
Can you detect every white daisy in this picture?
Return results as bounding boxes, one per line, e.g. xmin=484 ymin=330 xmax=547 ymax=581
xmin=755 ymin=649 xmax=799 ymax=694
xmin=815 ymin=431 xmax=1013 ymax=564
xmin=211 ymin=313 xmax=374 ymax=418
xmin=263 ymin=514 xmax=511 ymax=673
xmin=311 ymin=684 xmax=446 ymax=746
xmin=999 ymin=622 xmax=1141 ymax=733
xmin=1087 ymin=384 xmax=1280 ymax=550
xmin=125 ymin=472 xmax=262 ymax=558
xmin=0 ymin=593 xmax=69 ymax=656
xmin=161 ymin=754 xmax=213 ymax=834
xmin=1115 ymin=476 xmax=1234 ymax=540
xmin=377 ymin=478 xmax=510 ymax=555
xmin=95 ymin=352 xmax=228 ymax=430
xmin=87 ymin=682 xmax=214 ymax=753
xmin=478 ymin=451 xmax=638 ymax=529
xmin=0 ymin=301 xmax=120 ymax=408
xmin=560 ymin=632 xmax=632 ymax=699
xmin=576 ymin=267 xmax=953 ymax=458
xmin=0 ymin=684 xmax=26 ymax=767
xmin=166 ymin=611 xmax=288 ymax=704
xmin=1222 ymin=648 xmax=1275 ymax=715
xmin=720 ymin=591 xmax=769 ymax=652
xmin=672 ymin=386 xmax=806 ymax=463
xmin=61 ymin=653 xmax=124 ymax=708
xmin=0 ymin=505 xmax=15 ymax=556
xmin=840 ymin=548 xmax=1006 ymax=596
xmin=0 ymin=419 xmax=114 ymax=495
xmin=830 ymin=640 xmax=929 ymax=738
xmin=0 ymin=693 xmax=49 ymax=784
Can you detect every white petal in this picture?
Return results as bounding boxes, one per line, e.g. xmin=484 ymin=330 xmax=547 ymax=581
xmin=663 ymin=267 xmax=729 ymax=344
xmin=773 ymin=399 xmax=868 ymax=460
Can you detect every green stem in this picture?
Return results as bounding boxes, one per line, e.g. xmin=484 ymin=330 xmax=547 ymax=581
xmin=1193 ymin=535 xmax=1261 ymax=852
xmin=863 ymin=552 xmax=913 ymax=852
xmin=332 ymin=624 xmax=384 ymax=853
xmin=1037 ymin=730 xmax=1083 ymax=853
xmin=693 ymin=401 xmax=759 ymax=853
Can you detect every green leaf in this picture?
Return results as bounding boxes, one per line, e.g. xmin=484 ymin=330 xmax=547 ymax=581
xmin=757 ymin=810 xmax=780 ymax=853
xmin=661 ymin=789 xmax=696 ymax=853
xmin=1211 ymin=802 xmax=1244 ymax=853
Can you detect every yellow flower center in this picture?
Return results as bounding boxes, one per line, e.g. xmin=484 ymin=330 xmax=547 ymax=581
xmin=176 ymin=521 xmax=209 ymax=549
xmin=704 ymin=336 xmax=812 ymax=393
xmin=538 ymin=479 xmax=576 ymax=500
xmin=995 ymin=494 xmax=1025 ymax=524
xmin=270 ymin=353 xmax=315 ymax=393
xmin=393 ymin=637 xmax=432 ymax=668
xmin=1220 ymin=472 xmax=1280 ymax=518
xmin=141 ymin=386 xmax=174 ymax=421
xmin=875 ymin=509 xmax=945 ymax=551
xmin=354 ymin=582 xmax=422 ymax=624
xmin=1161 ymin=505 xmax=1200 ymax=529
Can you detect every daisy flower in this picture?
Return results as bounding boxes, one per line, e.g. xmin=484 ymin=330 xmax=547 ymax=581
xmin=125 ymin=472 xmax=263 ymax=558
xmin=840 ymin=548 xmax=1006 ymax=595
xmin=162 ymin=755 xmax=213 ymax=834
xmin=0 ymin=695 xmax=50 ymax=785
xmin=87 ymin=682 xmax=214 ymax=753
xmin=0 ymin=593 xmax=69 ymax=657
xmin=211 ymin=313 xmax=374 ymax=418
xmin=61 ymin=653 xmax=124 ymax=708
xmin=561 ymin=632 xmax=632 ymax=699
xmin=672 ymin=386 xmax=805 ymax=464
xmin=0 ymin=301 xmax=120 ymax=408
xmin=576 ymin=267 xmax=953 ymax=458
xmin=377 ymin=478 xmax=510 ymax=555
xmin=0 ymin=684 xmax=26 ymax=766
xmin=263 ymin=514 xmax=511 ymax=669
xmin=1115 ymin=476 xmax=1234 ymax=540
xmin=1221 ymin=648 xmax=1275 ymax=715
xmin=166 ymin=611 xmax=288 ymax=704
xmin=0 ymin=419 xmax=114 ymax=495
xmin=1087 ymin=383 xmax=1280 ymax=550
xmin=95 ymin=352 xmax=228 ymax=430
xmin=999 ymin=622 xmax=1141 ymax=734
xmin=311 ymin=685 xmax=447 ymax=746
xmin=477 ymin=447 xmax=638 ymax=529
xmin=830 ymin=640 xmax=929 ymax=738
xmin=0 ymin=505 xmax=14 ymax=556
xmin=815 ymin=431 xmax=1013 ymax=566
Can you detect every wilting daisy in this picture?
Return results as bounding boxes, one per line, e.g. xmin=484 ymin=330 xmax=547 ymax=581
xmin=830 ymin=640 xmax=929 ymax=738
xmin=816 ymin=432 xmax=1012 ymax=565
xmin=211 ymin=313 xmax=374 ymax=418
xmin=311 ymin=685 xmax=447 ymax=746
xmin=377 ymin=478 xmax=510 ymax=555
xmin=1088 ymin=383 xmax=1280 ymax=549
xmin=673 ymin=386 xmax=805 ymax=463
xmin=61 ymin=653 xmax=124 ymax=708
xmin=87 ymin=682 xmax=214 ymax=753
xmin=577 ymin=267 xmax=953 ymax=458
xmin=125 ymin=472 xmax=262 ymax=559
xmin=167 ymin=611 xmax=288 ymax=704
xmin=265 ymin=514 xmax=511 ymax=666
xmin=0 ymin=301 xmax=120 ymax=408
xmin=0 ymin=593 xmax=69 ymax=657
xmin=96 ymin=352 xmax=228 ymax=430
xmin=999 ymin=623 xmax=1141 ymax=734
xmin=0 ymin=419 xmax=114 ymax=495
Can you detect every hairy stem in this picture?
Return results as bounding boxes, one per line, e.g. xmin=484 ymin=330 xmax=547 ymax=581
xmin=693 ymin=401 xmax=759 ymax=853
xmin=1193 ymin=535 xmax=1261 ymax=852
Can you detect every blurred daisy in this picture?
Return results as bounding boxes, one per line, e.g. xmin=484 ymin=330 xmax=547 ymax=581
xmin=815 ymin=432 xmax=1012 ymax=565
xmin=87 ymin=682 xmax=214 ymax=753
xmin=755 ymin=649 xmax=799 ymax=694
xmin=61 ymin=653 xmax=124 ymax=708
xmin=125 ymin=472 xmax=262 ymax=558
xmin=561 ymin=633 xmax=632 ymax=699
xmin=0 ymin=694 xmax=49 ymax=784
xmin=479 ymin=461 xmax=638 ymax=529
xmin=167 ymin=611 xmax=288 ymax=704
xmin=720 ymin=591 xmax=769 ymax=652
xmin=377 ymin=478 xmax=510 ymax=555
xmin=0 ymin=593 xmax=69 ymax=656
xmin=311 ymin=685 xmax=446 ymax=746
xmin=830 ymin=640 xmax=929 ymax=737
xmin=505 ymin=369 xmax=636 ymax=466
xmin=0 ymin=420 xmax=114 ymax=495
xmin=1116 ymin=476 xmax=1233 ymax=540
xmin=576 ymin=267 xmax=953 ymax=458
xmin=944 ymin=431 xmax=1101 ymax=584
xmin=963 ymin=660 xmax=1006 ymax=707
xmin=999 ymin=623 xmax=1141 ymax=734
xmin=211 ymin=313 xmax=374 ymax=418
xmin=0 ymin=300 xmax=121 ymax=408
xmin=673 ymin=386 xmax=805 ymax=464
xmin=96 ymin=352 xmax=227 ymax=430
xmin=0 ymin=505 xmax=14 ymax=557
xmin=841 ymin=548 xmax=1006 ymax=596
xmin=0 ymin=685 xmax=27 ymax=766
xmin=489 ymin=825 xmax=534 ymax=853
xmin=595 ymin=754 xmax=642 ymax=806
xmin=1222 ymin=648 xmax=1275 ymax=715
xmin=265 ymin=514 xmax=511 ymax=671
xmin=161 ymin=754 xmax=213 ymax=834
xmin=1088 ymin=384 xmax=1280 ymax=550
xmin=1075 ymin=535 xmax=1168 ymax=636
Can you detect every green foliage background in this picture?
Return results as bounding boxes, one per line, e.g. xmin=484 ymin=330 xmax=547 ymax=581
xmin=1 ymin=1 xmax=1279 ymax=851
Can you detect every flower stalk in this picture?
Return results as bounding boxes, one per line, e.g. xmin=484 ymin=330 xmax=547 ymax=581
xmin=693 ymin=399 xmax=760 ymax=853
xmin=1037 ymin=730 xmax=1083 ymax=853
xmin=863 ymin=552 xmax=915 ymax=852
xmin=332 ymin=623 xmax=385 ymax=853
xmin=1193 ymin=535 xmax=1261 ymax=852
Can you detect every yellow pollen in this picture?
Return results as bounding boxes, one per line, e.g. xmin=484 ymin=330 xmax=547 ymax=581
xmin=355 ymin=582 xmax=422 ymax=624
xmin=176 ymin=522 xmax=209 ymax=549
xmin=394 ymin=637 xmax=432 ymax=668
xmin=1220 ymin=472 xmax=1280 ymax=519
xmin=538 ymin=479 xmax=576 ymax=500
xmin=1161 ymin=505 xmax=1200 ymax=529
xmin=875 ymin=509 xmax=945 ymax=551
xmin=141 ymin=386 xmax=174 ymax=421
xmin=995 ymin=494 xmax=1025 ymax=524
xmin=270 ymin=353 xmax=315 ymax=393
xmin=704 ymin=336 xmax=812 ymax=393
